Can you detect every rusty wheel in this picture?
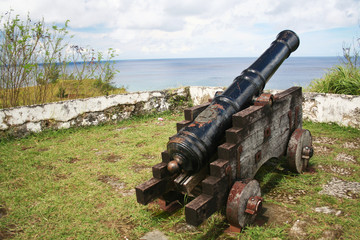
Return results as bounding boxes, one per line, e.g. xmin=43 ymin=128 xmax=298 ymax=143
xmin=287 ymin=128 xmax=313 ymax=174
xmin=226 ymin=180 xmax=263 ymax=228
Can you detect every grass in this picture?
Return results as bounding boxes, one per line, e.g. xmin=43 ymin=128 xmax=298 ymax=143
xmin=0 ymin=79 xmax=127 ymax=108
xmin=0 ymin=113 xmax=359 ymax=239
xmin=306 ymin=64 xmax=360 ymax=95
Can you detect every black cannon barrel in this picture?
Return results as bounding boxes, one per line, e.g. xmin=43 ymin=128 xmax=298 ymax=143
xmin=167 ymin=30 xmax=300 ymax=174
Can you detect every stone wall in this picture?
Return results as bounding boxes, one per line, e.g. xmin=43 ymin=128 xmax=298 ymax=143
xmin=0 ymin=86 xmax=359 ymax=139
xmin=0 ymin=86 xmax=223 ymax=139
xmin=302 ymin=92 xmax=360 ymax=129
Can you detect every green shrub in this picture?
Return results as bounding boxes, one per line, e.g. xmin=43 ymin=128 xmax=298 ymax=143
xmin=307 ymin=34 xmax=360 ymax=95
xmin=307 ymin=64 xmax=360 ymax=95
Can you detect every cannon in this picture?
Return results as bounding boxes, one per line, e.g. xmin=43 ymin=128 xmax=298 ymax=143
xmin=135 ymin=30 xmax=314 ymax=231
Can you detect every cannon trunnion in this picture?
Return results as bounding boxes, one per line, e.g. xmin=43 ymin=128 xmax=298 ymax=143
xmin=135 ymin=30 xmax=313 ymax=231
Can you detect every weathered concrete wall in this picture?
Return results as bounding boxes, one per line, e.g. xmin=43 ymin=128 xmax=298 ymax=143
xmin=302 ymin=92 xmax=360 ymax=129
xmin=0 ymin=87 xmax=193 ymax=138
xmin=0 ymin=87 xmax=359 ymax=139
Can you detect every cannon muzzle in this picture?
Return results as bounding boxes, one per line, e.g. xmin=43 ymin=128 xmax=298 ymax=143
xmin=167 ymin=30 xmax=300 ymax=173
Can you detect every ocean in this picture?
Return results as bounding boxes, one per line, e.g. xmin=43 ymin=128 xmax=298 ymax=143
xmin=110 ymin=57 xmax=341 ymax=92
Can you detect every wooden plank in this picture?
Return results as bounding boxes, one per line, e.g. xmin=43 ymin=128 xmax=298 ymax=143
xmin=210 ymin=159 xmax=229 ymax=178
xmin=274 ymin=86 xmax=302 ymax=101
xmin=184 ymin=102 xmax=210 ymax=121
xmin=202 ymin=176 xmax=229 ymax=209
xmin=135 ymin=177 xmax=173 ymax=205
xmin=225 ymin=127 xmax=245 ymax=144
xmin=161 ymin=150 xmax=170 ymax=163
xmin=185 ymin=194 xmax=215 ymax=226
xmin=218 ymin=142 xmax=237 ymax=160
xmin=152 ymin=162 xmax=169 ymax=179
xmin=232 ymin=104 xmax=272 ymax=128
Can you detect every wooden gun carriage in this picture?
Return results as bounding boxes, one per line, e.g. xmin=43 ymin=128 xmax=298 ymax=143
xmin=135 ymin=30 xmax=313 ymax=231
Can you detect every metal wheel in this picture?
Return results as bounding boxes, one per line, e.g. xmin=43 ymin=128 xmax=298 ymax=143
xmin=287 ymin=128 xmax=313 ymax=173
xmin=226 ymin=180 xmax=263 ymax=228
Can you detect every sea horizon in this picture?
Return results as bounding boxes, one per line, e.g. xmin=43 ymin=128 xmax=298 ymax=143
xmin=103 ymin=56 xmax=342 ymax=92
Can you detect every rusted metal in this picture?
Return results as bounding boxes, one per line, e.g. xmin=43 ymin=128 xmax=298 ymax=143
xmin=245 ymin=196 xmax=263 ymax=215
xmin=157 ymin=199 xmax=182 ymax=213
xmin=226 ymin=180 xmax=262 ymax=228
xmin=302 ymin=146 xmax=314 ymax=159
xmin=254 ymin=93 xmax=274 ymax=106
xmin=287 ymin=128 xmax=313 ymax=173
xmin=264 ymin=126 xmax=271 ymax=142
xmin=255 ymin=150 xmax=262 ymax=163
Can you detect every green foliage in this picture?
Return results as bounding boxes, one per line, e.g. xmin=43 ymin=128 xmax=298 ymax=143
xmin=307 ymin=34 xmax=360 ymax=95
xmin=0 ymin=10 xmax=70 ymax=108
xmin=0 ymin=10 xmax=121 ymax=108
xmin=56 ymin=86 xmax=67 ymax=98
xmin=307 ymin=64 xmax=360 ymax=95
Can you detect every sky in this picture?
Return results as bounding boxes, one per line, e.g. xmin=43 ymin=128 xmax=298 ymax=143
xmin=0 ymin=0 xmax=359 ymax=59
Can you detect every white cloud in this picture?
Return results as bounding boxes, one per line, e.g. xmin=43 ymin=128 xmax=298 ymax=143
xmin=0 ymin=0 xmax=359 ymax=58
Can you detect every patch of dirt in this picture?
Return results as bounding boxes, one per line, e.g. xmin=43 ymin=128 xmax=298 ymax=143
xmin=314 ymin=206 xmax=342 ymax=216
xmin=97 ymin=175 xmax=134 ymax=197
xmin=0 ymin=205 xmax=7 ymax=218
xmin=141 ymin=230 xmax=168 ymax=240
xmin=98 ymin=175 xmax=125 ymax=190
xmin=114 ymin=127 xmax=132 ymax=132
xmin=141 ymin=154 xmax=156 ymax=160
xmin=101 ymin=217 xmax=135 ymax=239
xmin=289 ymin=220 xmax=307 ymax=239
xmin=342 ymin=141 xmax=359 ymax=149
xmin=174 ymin=223 xmax=198 ymax=233
xmin=312 ymin=145 xmax=333 ymax=155
xmin=20 ymin=146 xmax=34 ymax=151
xmin=34 ymin=164 xmax=56 ymax=170
xmin=318 ymin=226 xmax=343 ymax=240
xmin=255 ymin=203 xmax=295 ymax=227
xmin=68 ymin=157 xmax=81 ymax=164
xmin=136 ymin=142 xmax=146 ymax=147
xmin=313 ymin=136 xmax=339 ymax=145
xmin=336 ymin=153 xmax=357 ymax=164
xmin=317 ymin=164 xmax=354 ymax=176
xmin=54 ymin=173 xmax=69 ymax=181
xmin=114 ymin=140 xmax=130 ymax=146
xmin=319 ymin=177 xmax=360 ymax=199
xmin=95 ymin=203 xmax=106 ymax=209
xmin=265 ymin=189 xmax=307 ymax=205
xmin=131 ymin=164 xmax=151 ymax=173
xmin=93 ymin=149 xmax=110 ymax=155
xmin=0 ymin=224 xmax=23 ymax=239
xmin=151 ymin=132 xmax=162 ymax=137
xmin=103 ymin=153 xmax=123 ymax=163
xmin=37 ymin=147 xmax=50 ymax=152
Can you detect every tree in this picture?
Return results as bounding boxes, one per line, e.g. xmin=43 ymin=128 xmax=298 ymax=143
xmin=0 ymin=10 xmax=69 ymax=108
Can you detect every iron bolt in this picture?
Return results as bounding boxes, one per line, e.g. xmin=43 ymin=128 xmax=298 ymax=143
xmin=302 ymin=146 xmax=314 ymax=159
xmin=245 ymin=196 xmax=263 ymax=215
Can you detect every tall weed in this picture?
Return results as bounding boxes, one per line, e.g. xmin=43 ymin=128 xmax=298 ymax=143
xmin=308 ymin=64 xmax=360 ymax=95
